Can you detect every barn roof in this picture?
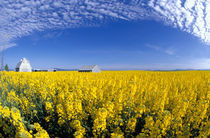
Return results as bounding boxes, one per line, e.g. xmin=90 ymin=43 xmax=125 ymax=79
xmin=16 ymin=58 xmax=30 ymax=68
xmin=79 ymin=65 xmax=98 ymax=70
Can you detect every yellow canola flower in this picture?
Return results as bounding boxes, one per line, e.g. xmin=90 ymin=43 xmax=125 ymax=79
xmin=45 ymin=102 xmax=54 ymax=112
xmin=0 ymin=71 xmax=208 ymax=137
xmin=34 ymin=123 xmax=50 ymax=138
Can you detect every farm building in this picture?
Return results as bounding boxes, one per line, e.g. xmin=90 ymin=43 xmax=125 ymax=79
xmin=48 ymin=69 xmax=56 ymax=72
xmin=32 ymin=69 xmax=56 ymax=72
xmin=33 ymin=69 xmax=48 ymax=72
xmin=15 ymin=58 xmax=32 ymax=72
xmin=78 ymin=65 xmax=101 ymax=73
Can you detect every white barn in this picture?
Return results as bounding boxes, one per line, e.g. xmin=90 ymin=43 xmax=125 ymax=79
xmin=78 ymin=65 xmax=101 ymax=73
xmin=16 ymin=58 xmax=32 ymax=72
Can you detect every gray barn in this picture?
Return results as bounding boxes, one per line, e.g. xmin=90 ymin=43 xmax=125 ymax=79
xmin=78 ymin=65 xmax=101 ymax=73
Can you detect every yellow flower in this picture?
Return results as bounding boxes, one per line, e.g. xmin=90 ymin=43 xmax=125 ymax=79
xmin=0 ymin=70 xmax=209 ymax=137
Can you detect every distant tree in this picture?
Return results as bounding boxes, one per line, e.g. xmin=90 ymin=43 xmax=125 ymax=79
xmin=4 ymin=64 xmax=9 ymax=71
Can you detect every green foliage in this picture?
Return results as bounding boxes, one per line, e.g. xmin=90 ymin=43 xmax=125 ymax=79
xmin=4 ymin=64 xmax=9 ymax=71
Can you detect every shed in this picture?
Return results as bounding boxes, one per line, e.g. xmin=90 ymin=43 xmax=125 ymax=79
xmin=33 ymin=69 xmax=48 ymax=72
xmin=78 ymin=65 xmax=101 ymax=73
xmin=48 ymin=69 xmax=56 ymax=72
xmin=15 ymin=58 xmax=32 ymax=72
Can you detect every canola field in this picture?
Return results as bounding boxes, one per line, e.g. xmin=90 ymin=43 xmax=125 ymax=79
xmin=0 ymin=71 xmax=209 ymax=137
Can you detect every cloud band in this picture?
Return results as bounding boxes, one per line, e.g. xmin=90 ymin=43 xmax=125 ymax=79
xmin=0 ymin=0 xmax=209 ymax=49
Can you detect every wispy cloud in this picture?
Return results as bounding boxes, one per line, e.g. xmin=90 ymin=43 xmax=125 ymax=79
xmin=79 ymin=49 xmax=142 ymax=55
xmin=101 ymin=58 xmax=210 ymax=70
xmin=148 ymin=0 xmax=210 ymax=44
xmin=0 ymin=0 xmax=209 ymax=49
xmin=164 ymin=47 xmax=176 ymax=55
xmin=0 ymin=43 xmax=16 ymax=51
xmin=43 ymin=31 xmax=63 ymax=39
xmin=146 ymin=44 xmax=176 ymax=55
xmin=192 ymin=58 xmax=210 ymax=69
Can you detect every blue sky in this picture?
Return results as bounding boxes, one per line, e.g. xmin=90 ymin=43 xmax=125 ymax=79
xmin=1 ymin=0 xmax=210 ymax=70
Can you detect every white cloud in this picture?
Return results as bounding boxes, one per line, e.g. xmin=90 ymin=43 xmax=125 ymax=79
xmin=192 ymin=58 xmax=210 ymax=69
xmin=100 ymin=62 xmax=206 ymax=70
xmin=149 ymin=0 xmax=210 ymax=44
xmin=0 ymin=43 xmax=16 ymax=51
xmin=146 ymin=44 xmax=176 ymax=55
xmin=101 ymin=58 xmax=210 ymax=70
xmin=0 ymin=0 xmax=209 ymax=50
xmin=79 ymin=49 xmax=142 ymax=55
xmin=43 ymin=32 xmax=63 ymax=39
xmin=164 ymin=48 xmax=175 ymax=55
